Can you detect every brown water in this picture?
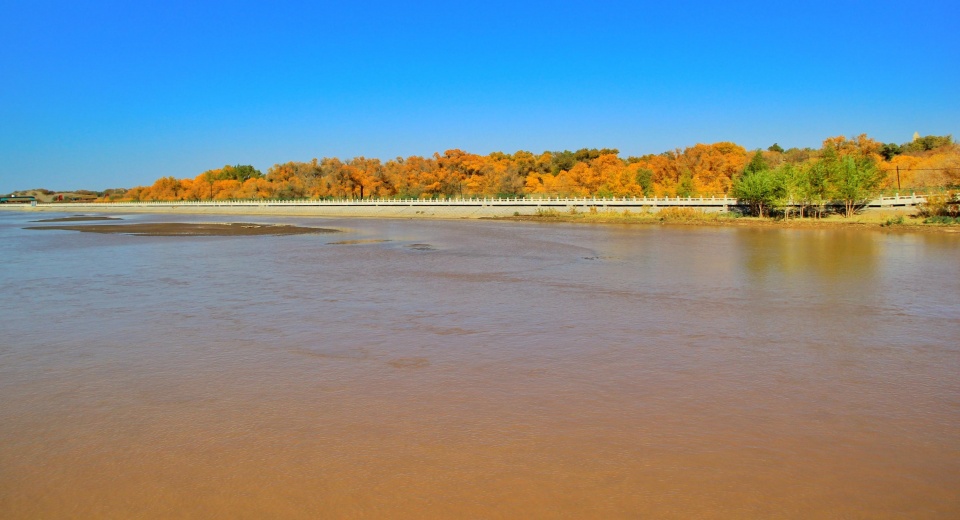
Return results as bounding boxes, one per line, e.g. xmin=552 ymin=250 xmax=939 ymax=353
xmin=1 ymin=212 xmax=958 ymax=518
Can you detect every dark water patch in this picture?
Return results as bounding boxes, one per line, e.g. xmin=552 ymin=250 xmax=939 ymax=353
xmin=328 ymin=239 xmax=391 ymax=245
xmin=407 ymin=243 xmax=435 ymax=251
xmin=23 ymin=222 xmax=339 ymax=236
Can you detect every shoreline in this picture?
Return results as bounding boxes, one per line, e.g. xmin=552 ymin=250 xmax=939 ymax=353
xmin=2 ymin=203 xmax=956 ymax=233
xmin=495 ymin=212 xmax=959 ymax=233
xmin=0 ymin=203 xmax=515 ymax=220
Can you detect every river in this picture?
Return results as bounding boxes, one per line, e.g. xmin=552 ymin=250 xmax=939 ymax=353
xmin=1 ymin=211 xmax=958 ymax=518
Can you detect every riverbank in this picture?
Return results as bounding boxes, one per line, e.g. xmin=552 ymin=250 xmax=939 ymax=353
xmin=496 ymin=207 xmax=960 ymax=233
xmin=2 ymin=202 xmax=956 ymax=232
xmin=0 ymin=203 xmax=513 ymax=219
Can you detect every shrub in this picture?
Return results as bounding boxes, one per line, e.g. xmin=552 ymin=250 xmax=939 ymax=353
xmin=658 ymin=207 xmax=717 ymax=222
xmin=917 ymin=191 xmax=959 ymax=218
xmin=923 ymin=216 xmax=960 ymax=225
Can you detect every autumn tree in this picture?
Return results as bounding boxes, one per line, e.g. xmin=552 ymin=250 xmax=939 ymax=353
xmin=343 ymin=157 xmax=386 ymax=198
xmin=683 ymin=142 xmax=748 ymax=196
xmin=110 ymin=133 xmax=959 ymax=204
xmin=782 ymin=147 xmax=816 ymax=165
xmin=147 ymin=176 xmax=185 ymax=201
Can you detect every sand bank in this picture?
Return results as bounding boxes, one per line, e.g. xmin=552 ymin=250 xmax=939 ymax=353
xmin=4 ymin=201 xmax=953 ymax=232
xmin=31 ymin=216 xmax=122 ymax=222
xmin=24 ymin=222 xmax=339 ymax=236
xmin=2 ymin=203 xmax=522 ymax=219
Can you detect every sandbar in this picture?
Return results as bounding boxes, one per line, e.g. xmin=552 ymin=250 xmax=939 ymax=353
xmin=24 ymin=222 xmax=339 ymax=236
xmin=31 ymin=216 xmax=122 ymax=222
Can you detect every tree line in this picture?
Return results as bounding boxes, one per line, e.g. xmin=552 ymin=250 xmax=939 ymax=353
xmin=101 ymin=134 xmax=958 ymax=216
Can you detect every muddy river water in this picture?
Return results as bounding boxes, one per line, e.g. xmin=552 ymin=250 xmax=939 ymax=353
xmin=1 ymin=212 xmax=958 ymax=518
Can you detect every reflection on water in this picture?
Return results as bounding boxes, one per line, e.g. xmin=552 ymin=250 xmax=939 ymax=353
xmin=1 ymin=212 xmax=959 ymax=518
xmin=738 ymin=228 xmax=880 ymax=280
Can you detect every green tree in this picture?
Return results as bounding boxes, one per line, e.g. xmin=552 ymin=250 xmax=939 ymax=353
xmin=778 ymin=163 xmax=801 ymax=218
xmin=677 ymin=169 xmax=695 ymax=198
xmin=732 ymin=152 xmax=782 ymax=217
xmin=744 ymin=149 xmax=768 ymax=175
xmin=634 ymin=167 xmax=653 ymax=196
xmin=791 ymin=161 xmax=831 ymax=218
xmin=829 ymin=155 xmax=884 ymax=217
xmin=901 ymin=134 xmax=953 ymax=154
xmin=549 ymin=150 xmax=577 ymax=174
xmin=229 ymin=164 xmax=263 ymax=182
xmin=880 ymin=143 xmax=901 ymax=161
xmin=732 ymin=169 xmax=783 ymax=217
xmin=216 ymin=164 xmax=263 ymax=182
xmin=574 ymin=148 xmax=619 ymax=162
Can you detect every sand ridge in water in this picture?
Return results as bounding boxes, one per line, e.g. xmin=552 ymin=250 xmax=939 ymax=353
xmin=328 ymin=239 xmax=391 ymax=245
xmin=24 ymin=222 xmax=340 ymax=236
xmin=31 ymin=216 xmax=122 ymax=222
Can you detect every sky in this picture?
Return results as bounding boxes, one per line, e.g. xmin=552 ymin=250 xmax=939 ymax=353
xmin=1 ymin=0 xmax=958 ymax=192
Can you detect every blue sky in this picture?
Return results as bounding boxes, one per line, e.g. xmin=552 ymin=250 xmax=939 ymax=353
xmin=1 ymin=0 xmax=958 ymax=192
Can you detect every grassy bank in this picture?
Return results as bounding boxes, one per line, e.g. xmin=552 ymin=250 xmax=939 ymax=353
xmin=497 ymin=207 xmax=959 ymax=232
